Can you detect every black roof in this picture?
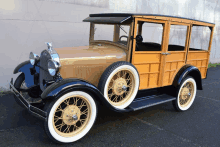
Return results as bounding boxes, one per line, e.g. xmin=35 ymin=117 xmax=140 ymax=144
xmin=88 ymin=13 xmax=214 ymax=25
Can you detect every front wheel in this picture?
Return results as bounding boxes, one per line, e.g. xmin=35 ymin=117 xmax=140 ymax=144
xmin=172 ymin=76 xmax=197 ymax=111
xmin=44 ymin=91 xmax=97 ymax=143
xmin=98 ymin=61 xmax=139 ymax=110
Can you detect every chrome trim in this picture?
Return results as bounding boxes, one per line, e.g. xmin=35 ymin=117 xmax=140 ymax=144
xmin=48 ymin=59 xmax=60 ymax=76
xmin=45 ymin=42 xmax=52 ymax=50
xmin=29 ymin=52 xmax=40 ymax=65
xmin=45 ymin=42 xmax=61 ymax=66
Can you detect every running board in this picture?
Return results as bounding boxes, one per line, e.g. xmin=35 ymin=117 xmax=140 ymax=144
xmin=128 ymin=94 xmax=176 ymax=111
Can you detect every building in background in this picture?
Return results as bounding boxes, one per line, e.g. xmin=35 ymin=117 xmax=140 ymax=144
xmin=0 ymin=0 xmax=219 ymax=91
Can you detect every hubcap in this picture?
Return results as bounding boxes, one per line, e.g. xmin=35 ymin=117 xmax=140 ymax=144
xmin=62 ymin=105 xmax=81 ymax=125
xmin=113 ymin=78 xmax=127 ymax=95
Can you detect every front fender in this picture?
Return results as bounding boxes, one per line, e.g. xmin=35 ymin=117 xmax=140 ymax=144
xmin=13 ymin=60 xmax=39 ymax=87
xmin=41 ymin=78 xmax=132 ymax=113
xmin=173 ymin=64 xmax=203 ymax=90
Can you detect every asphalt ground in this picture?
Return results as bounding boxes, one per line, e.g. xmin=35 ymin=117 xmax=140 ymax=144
xmin=0 ymin=66 xmax=220 ymax=147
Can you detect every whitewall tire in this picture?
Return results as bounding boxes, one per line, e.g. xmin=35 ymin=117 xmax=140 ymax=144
xmin=44 ymin=91 xmax=97 ymax=143
xmin=173 ymin=76 xmax=197 ymax=111
xmin=98 ymin=61 xmax=139 ymax=110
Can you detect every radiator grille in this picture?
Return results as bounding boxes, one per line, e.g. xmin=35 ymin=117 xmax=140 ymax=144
xmin=39 ymin=50 xmax=53 ymax=91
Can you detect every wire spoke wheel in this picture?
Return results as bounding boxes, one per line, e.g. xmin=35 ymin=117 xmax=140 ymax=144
xmin=173 ymin=76 xmax=197 ymax=112
xmin=52 ymin=95 xmax=91 ymax=137
xmin=179 ymin=82 xmax=194 ymax=107
xmin=45 ymin=91 xmax=97 ymax=143
xmin=107 ymin=69 xmax=135 ymax=106
xmin=99 ymin=62 xmax=139 ymax=109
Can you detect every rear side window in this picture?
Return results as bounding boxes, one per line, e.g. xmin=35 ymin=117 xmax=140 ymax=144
xmin=189 ymin=26 xmax=211 ymax=51
xmin=168 ymin=25 xmax=188 ymax=51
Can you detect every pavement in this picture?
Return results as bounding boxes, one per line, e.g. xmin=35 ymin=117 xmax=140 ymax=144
xmin=0 ymin=66 xmax=220 ymax=147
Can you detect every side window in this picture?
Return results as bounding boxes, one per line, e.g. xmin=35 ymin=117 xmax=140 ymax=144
xmin=189 ymin=26 xmax=211 ymax=51
xmin=136 ymin=21 xmax=163 ymax=51
xmin=168 ymin=25 xmax=188 ymax=51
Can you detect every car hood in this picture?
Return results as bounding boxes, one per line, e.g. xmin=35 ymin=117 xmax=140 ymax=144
xmin=54 ymin=44 xmax=127 ymax=65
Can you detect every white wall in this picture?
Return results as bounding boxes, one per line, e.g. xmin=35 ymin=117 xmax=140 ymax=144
xmin=0 ymin=0 xmax=219 ymax=91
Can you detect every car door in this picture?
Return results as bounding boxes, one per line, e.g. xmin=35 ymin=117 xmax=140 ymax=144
xmin=162 ymin=22 xmax=190 ymax=86
xmin=131 ymin=17 xmax=168 ymax=90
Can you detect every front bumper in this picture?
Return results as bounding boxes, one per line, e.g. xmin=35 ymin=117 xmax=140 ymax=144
xmin=9 ymin=78 xmax=47 ymax=121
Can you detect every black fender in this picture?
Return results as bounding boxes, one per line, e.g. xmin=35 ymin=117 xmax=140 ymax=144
xmin=41 ymin=78 xmax=133 ymax=113
xmin=173 ymin=64 xmax=203 ymax=90
xmin=13 ymin=60 xmax=40 ymax=87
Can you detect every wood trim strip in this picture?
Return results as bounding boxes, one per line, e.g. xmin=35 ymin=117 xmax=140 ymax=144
xmin=187 ymin=58 xmax=208 ymax=61
xmin=131 ymin=18 xmax=138 ymax=64
xmin=89 ymin=23 xmax=94 ymax=43
xmin=166 ymin=60 xmax=185 ymax=63
xmin=135 ymin=51 xmax=162 ymax=54
xmin=134 ymin=16 xmax=215 ymax=27
xmin=205 ymin=26 xmax=214 ymax=77
xmin=147 ymin=71 xmax=150 ymax=88
xmin=185 ymin=24 xmax=192 ymax=63
xmin=127 ymin=22 xmax=134 ymax=62
xmin=139 ymin=71 xmax=159 ymax=75
xmin=133 ymin=62 xmax=161 ymax=65
xmin=159 ymin=21 xmax=170 ymax=86
xmin=135 ymin=18 xmax=167 ymax=23
xmin=188 ymin=51 xmax=209 ymax=53
xmin=165 ymin=69 xmax=179 ymax=72
xmin=113 ymin=25 xmax=120 ymax=42
xmin=167 ymin=51 xmax=186 ymax=53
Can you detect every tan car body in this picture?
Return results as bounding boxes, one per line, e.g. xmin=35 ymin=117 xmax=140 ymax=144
xmin=55 ymin=44 xmax=127 ymax=87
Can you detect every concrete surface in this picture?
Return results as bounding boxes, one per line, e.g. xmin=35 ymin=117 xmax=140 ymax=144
xmin=0 ymin=66 xmax=220 ymax=146
xmin=0 ymin=0 xmax=220 ymax=91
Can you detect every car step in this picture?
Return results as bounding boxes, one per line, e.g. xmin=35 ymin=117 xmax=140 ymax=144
xmin=128 ymin=94 xmax=176 ymax=111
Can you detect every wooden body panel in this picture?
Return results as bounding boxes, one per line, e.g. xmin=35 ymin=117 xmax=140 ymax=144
xmin=129 ymin=15 xmax=214 ymax=90
xmin=133 ymin=52 xmax=161 ymax=89
xmin=163 ymin=52 xmax=186 ymax=86
xmin=186 ymin=51 xmax=209 ymax=78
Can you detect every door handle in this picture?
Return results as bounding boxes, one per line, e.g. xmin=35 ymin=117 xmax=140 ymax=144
xmin=161 ymin=52 xmax=171 ymax=55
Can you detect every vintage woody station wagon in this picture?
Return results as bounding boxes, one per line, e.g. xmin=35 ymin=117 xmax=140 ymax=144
xmin=9 ymin=13 xmax=215 ymax=143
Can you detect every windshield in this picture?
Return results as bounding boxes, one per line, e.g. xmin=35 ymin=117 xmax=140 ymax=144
xmin=93 ymin=23 xmax=131 ymax=47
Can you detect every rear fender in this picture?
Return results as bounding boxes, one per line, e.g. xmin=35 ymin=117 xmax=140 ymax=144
xmin=173 ymin=65 xmax=203 ymax=90
xmin=13 ymin=60 xmax=40 ymax=87
xmin=41 ymin=78 xmax=132 ymax=113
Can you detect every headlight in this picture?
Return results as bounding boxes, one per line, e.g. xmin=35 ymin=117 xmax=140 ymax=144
xmin=29 ymin=52 xmax=39 ymax=65
xmin=48 ymin=59 xmax=60 ymax=76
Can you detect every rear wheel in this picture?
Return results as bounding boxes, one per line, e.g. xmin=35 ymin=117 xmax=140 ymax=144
xmin=44 ymin=91 xmax=97 ymax=143
xmin=173 ymin=76 xmax=197 ymax=111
